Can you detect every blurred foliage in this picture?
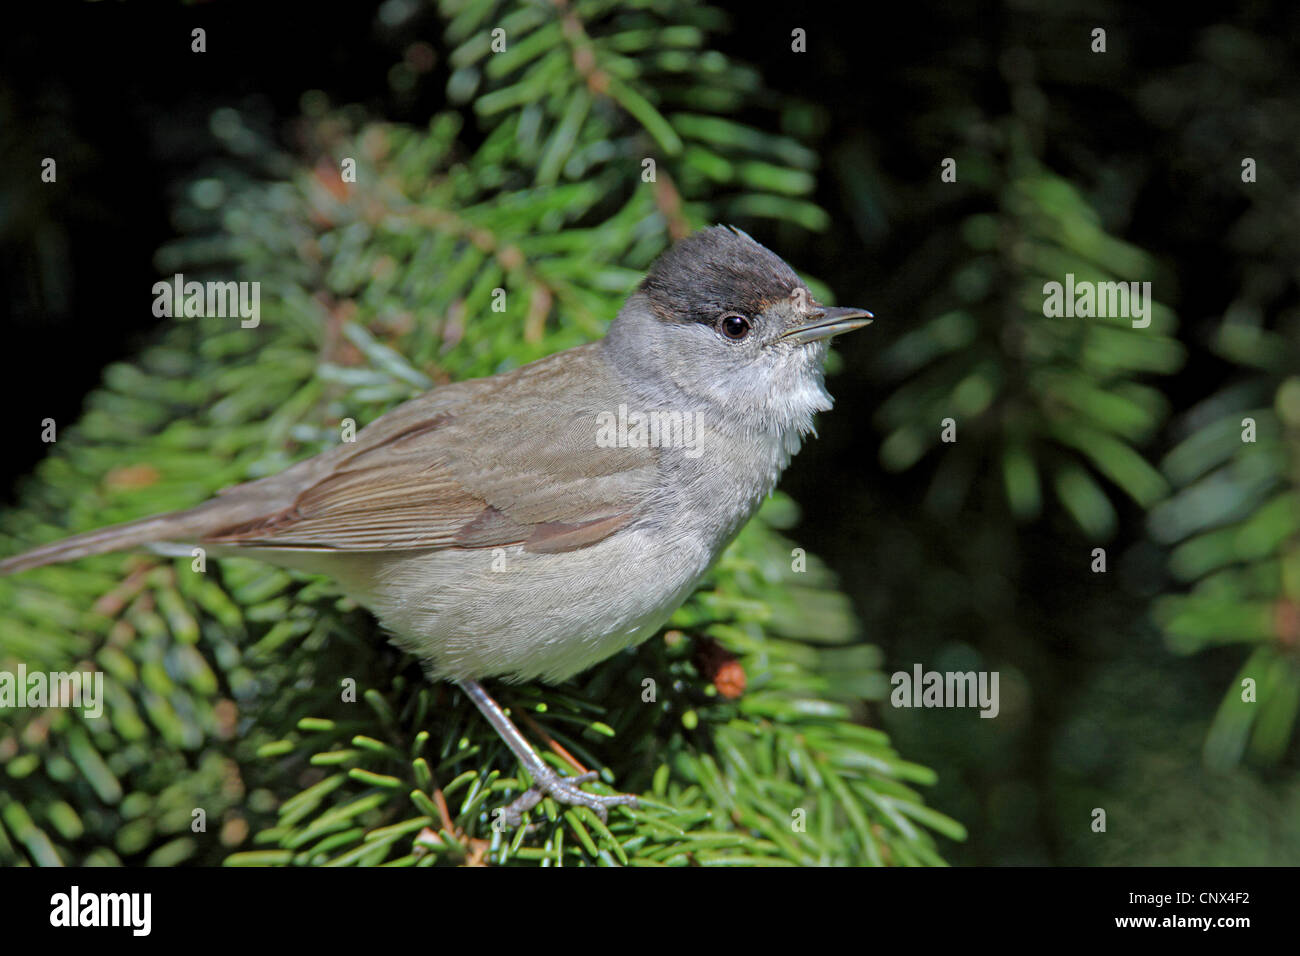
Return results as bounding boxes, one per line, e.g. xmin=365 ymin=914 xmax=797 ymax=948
xmin=784 ymin=2 xmax=1300 ymax=863
xmin=0 ymin=0 xmax=960 ymax=866
xmin=873 ymin=135 xmax=1181 ymax=538
xmin=1144 ymin=23 xmax=1300 ymax=769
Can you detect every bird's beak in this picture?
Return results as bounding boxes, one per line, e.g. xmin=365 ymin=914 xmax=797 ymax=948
xmin=780 ymin=306 xmax=875 ymax=345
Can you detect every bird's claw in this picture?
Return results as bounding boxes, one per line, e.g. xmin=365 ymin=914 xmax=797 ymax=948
xmin=502 ymin=770 xmax=638 ymax=827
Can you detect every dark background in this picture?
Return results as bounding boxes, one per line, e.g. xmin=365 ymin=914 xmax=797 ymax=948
xmin=3 ymin=1 xmax=1297 ymax=864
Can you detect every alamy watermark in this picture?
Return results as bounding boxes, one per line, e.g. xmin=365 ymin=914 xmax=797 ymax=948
xmin=595 ymin=404 xmax=705 ymax=459
xmin=152 ymin=272 xmax=260 ymax=328
xmin=50 ymin=886 xmax=150 ymax=936
xmin=1042 ymin=273 xmax=1151 ymax=328
xmin=891 ymin=664 xmax=999 ymax=718
xmin=0 ymin=665 xmax=104 ymax=718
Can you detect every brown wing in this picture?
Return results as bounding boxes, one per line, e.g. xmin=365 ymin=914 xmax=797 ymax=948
xmin=204 ymin=345 xmax=656 ymax=554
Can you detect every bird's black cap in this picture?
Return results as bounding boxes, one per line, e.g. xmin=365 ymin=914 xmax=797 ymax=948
xmin=639 ymin=225 xmax=804 ymax=326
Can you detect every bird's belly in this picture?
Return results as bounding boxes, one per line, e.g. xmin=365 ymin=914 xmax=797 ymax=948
xmin=334 ymin=527 xmax=713 ymax=683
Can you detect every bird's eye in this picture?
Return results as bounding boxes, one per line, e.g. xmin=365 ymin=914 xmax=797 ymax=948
xmin=717 ymin=313 xmax=751 ymax=341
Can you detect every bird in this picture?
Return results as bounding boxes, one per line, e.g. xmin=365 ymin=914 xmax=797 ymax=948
xmin=1 ymin=224 xmax=873 ymax=824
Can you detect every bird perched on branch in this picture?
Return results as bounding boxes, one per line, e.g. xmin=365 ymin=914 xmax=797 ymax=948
xmin=2 ymin=225 xmax=873 ymax=824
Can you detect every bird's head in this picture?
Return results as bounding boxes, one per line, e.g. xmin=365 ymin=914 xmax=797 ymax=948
xmin=605 ymin=225 xmax=873 ymax=443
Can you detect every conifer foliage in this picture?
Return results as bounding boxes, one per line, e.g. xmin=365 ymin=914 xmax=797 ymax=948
xmin=0 ymin=0 xmax=962 ymax=866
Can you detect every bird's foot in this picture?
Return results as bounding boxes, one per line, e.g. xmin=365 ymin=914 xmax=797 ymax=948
xmin=502 ymin=769 xmax=638 ymax=827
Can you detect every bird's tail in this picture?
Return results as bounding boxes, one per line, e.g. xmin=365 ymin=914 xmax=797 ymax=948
xmin=2 ymin=454 xmax=330 ymax=576
xmin=0 ymin=508 xmax=222 ymax=576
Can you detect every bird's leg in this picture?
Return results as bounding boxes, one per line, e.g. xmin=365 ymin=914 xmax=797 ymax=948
xmin=456 ymin=678 xmax=638 ymax=827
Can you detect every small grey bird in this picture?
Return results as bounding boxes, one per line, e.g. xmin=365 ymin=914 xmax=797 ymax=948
xmin=1 ymin=225 xmax=872 ymax=824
